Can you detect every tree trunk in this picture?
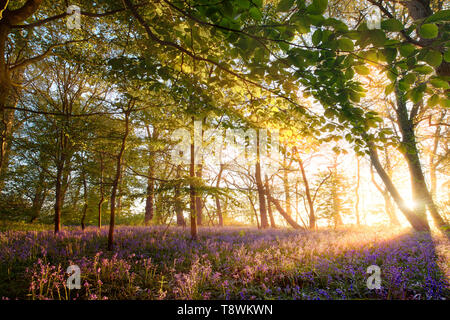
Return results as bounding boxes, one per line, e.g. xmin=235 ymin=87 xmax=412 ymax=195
xmin=355 ymin=156 xmax=361 ymax=226
xmin=54 ymin=162 xmax=64 ymax=233
xmin=394 ymin=86 xmax=448 ymax=230
xmin=144 ymin=158 xmax=155 ymax=225
xmin=30 ymin=180 xmax=47 ymax=224
xmin=264 ymin=175 xmax=276 ymax=228
xmin=189 ymin=117 xmax=197 ymax=239
xmin=367 ymin=141 xmax=430 ymax=231
xmin=248 ymin=194 xmax=260 ymax=229
xmin=216 ymin=164 xmax=224 ymax=227
xmin=429 ymin=110 xmax=445 ymax=199
xmin=267 ymin=193 xmax=304 ymax=229
xmin=108 ymin=108 xmax=131 ymax=251
xmin=255 ymin=130 xmax=269 ymax=228
xmin=0 ymin=2 xmax=44 ymax=192
xmin=175 ymin=164 xmax=185 ymax=226
xmin=282 ymin=155 xmax=292 ymax=217
xmin=97 ymin=153 xmax=104 ymax=229
xmin=293 ymin=148 xmax=315 ymax=230
xmin=195 ymin=119 xmax=204 ymax=226
xmin=81 ymin=169 xmax=88 ymax=230
xmin=195 ymin=162 xmax=203 ymax=226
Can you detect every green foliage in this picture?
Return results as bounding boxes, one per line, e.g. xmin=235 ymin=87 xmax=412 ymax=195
xmin=419 ymin=23 xmax=439 ymax=39
xmin=381 ymin=19 xmax=403 ymax=32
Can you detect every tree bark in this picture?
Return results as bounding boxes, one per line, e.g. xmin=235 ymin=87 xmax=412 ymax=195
xmin=264 ymin=174 xmax=276 ymax=228
xmin=195 ymin=162 xmax=203 ymax=226
xmin=30 ymin=166 xmax=48 ymax=223
xmin=144 ymin=154 xmax=155 ymax=225
xmin=293 ymin=147 xmax=315 ymax=229
xmin=174 ymin=164 xmax=185 ymax=226
xmin=267 ymin=193 xmax=304 ymax=229
xmin=394 ymin=86 xmax=448 ymax=230
xmin=367 ymin=141 xmax=430 ymax=231
xmin=0 ymin=1 xmax=44 ymax=192
xmin=429 ymin=110 xmax=445 ymax=199
xmin=255 ymin=130 xmax=269 ymax=228
xmin=108 ymin=108 xmax=131 ymax=251
xmin=189 ymin=117 xmax=197 ymax=239
xmin=248 ymin=194 xmax=260 ymax=229
xmin=97 ymin=153 xmax=105 ymax=229
xmin=215 ymin=164 xmax=224 ymax=227
xmin=81 ymin=168 xmax=88 ymax=231
xmin=355 ymin=156 xmax=361 ymax=226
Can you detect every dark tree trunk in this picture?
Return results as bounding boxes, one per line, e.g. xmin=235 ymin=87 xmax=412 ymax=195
xmin=97 ymin=153 xmax=105 ymax=229
xmin=30 ymin=166 xmax=48 ymax=223
xmin=81 ymin=169 xmax=88 ymax=231
xmin=54 ymin=163 xmax=64 ymax=233
xmin=0 ymin=1 xmax=44 ymax=193
xmin=108 ymin=108 xmax=131 ymax=251
xmin=144 ymin=159 xmax=155 ymax=225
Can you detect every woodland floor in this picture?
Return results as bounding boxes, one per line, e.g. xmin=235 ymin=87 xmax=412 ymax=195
xmin=0 ymin=224 xmax=449 ymax=300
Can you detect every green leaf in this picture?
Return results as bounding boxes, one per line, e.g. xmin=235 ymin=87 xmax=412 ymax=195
xmin=354 ymin=65 xmax=370 ymax=75
xmin=249 ymin=7 xmax=262 ymax=20
xmin=403 ymin=73 xmax=416 ymax=84
xmin=399 ymin=43 xmax=415 ymax=57
xmin=385 ymin=83 xmax=395 ymax=95
xmin=237 ymin=0 xmax=251 ymax=9
xmin=368 ymin=30 xmax=386 ymax=46
xmin=430 ymin=78 xmax=449 ymax=89
xmin=345 ymin=67 xmax=354 ymax=79
xmin=382 ymin=48 xmax=397 ymax=62
xmin=444 ymin=50 xmax=450 ymax=63
xmin=427 ymin=94 xmax=440 ymax=107
xmin=349 ymin=90 xmax=362 ymax=102
xmin=312 ymin=29 xmax=322 ymax=45
xmin=277 ymin=0 xmax=295 ymax=12
xmin=338 ymin=38 xmax=354 ymax=51
xmin=381 ymin=19 xmax=403 ymax=32
xmin=408 ymin=84 xmax=426 ymax=103
xmin=413 ymin=65 xmax=433 ymax=74
xmin=307 ymin=0 xmax=328 ymax=15
xmin=423 ymin=50 xmax=443 ymax=67
xmin=419 ymin=23 xmax=439 ymax=39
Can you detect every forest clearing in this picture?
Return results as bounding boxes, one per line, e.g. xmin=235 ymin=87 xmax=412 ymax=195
xmin=1 ymin=225 xmax=449 ymax=300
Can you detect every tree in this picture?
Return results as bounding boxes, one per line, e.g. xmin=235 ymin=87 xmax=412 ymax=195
xmin=108 ymin=101 xmax=134 ymax=250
